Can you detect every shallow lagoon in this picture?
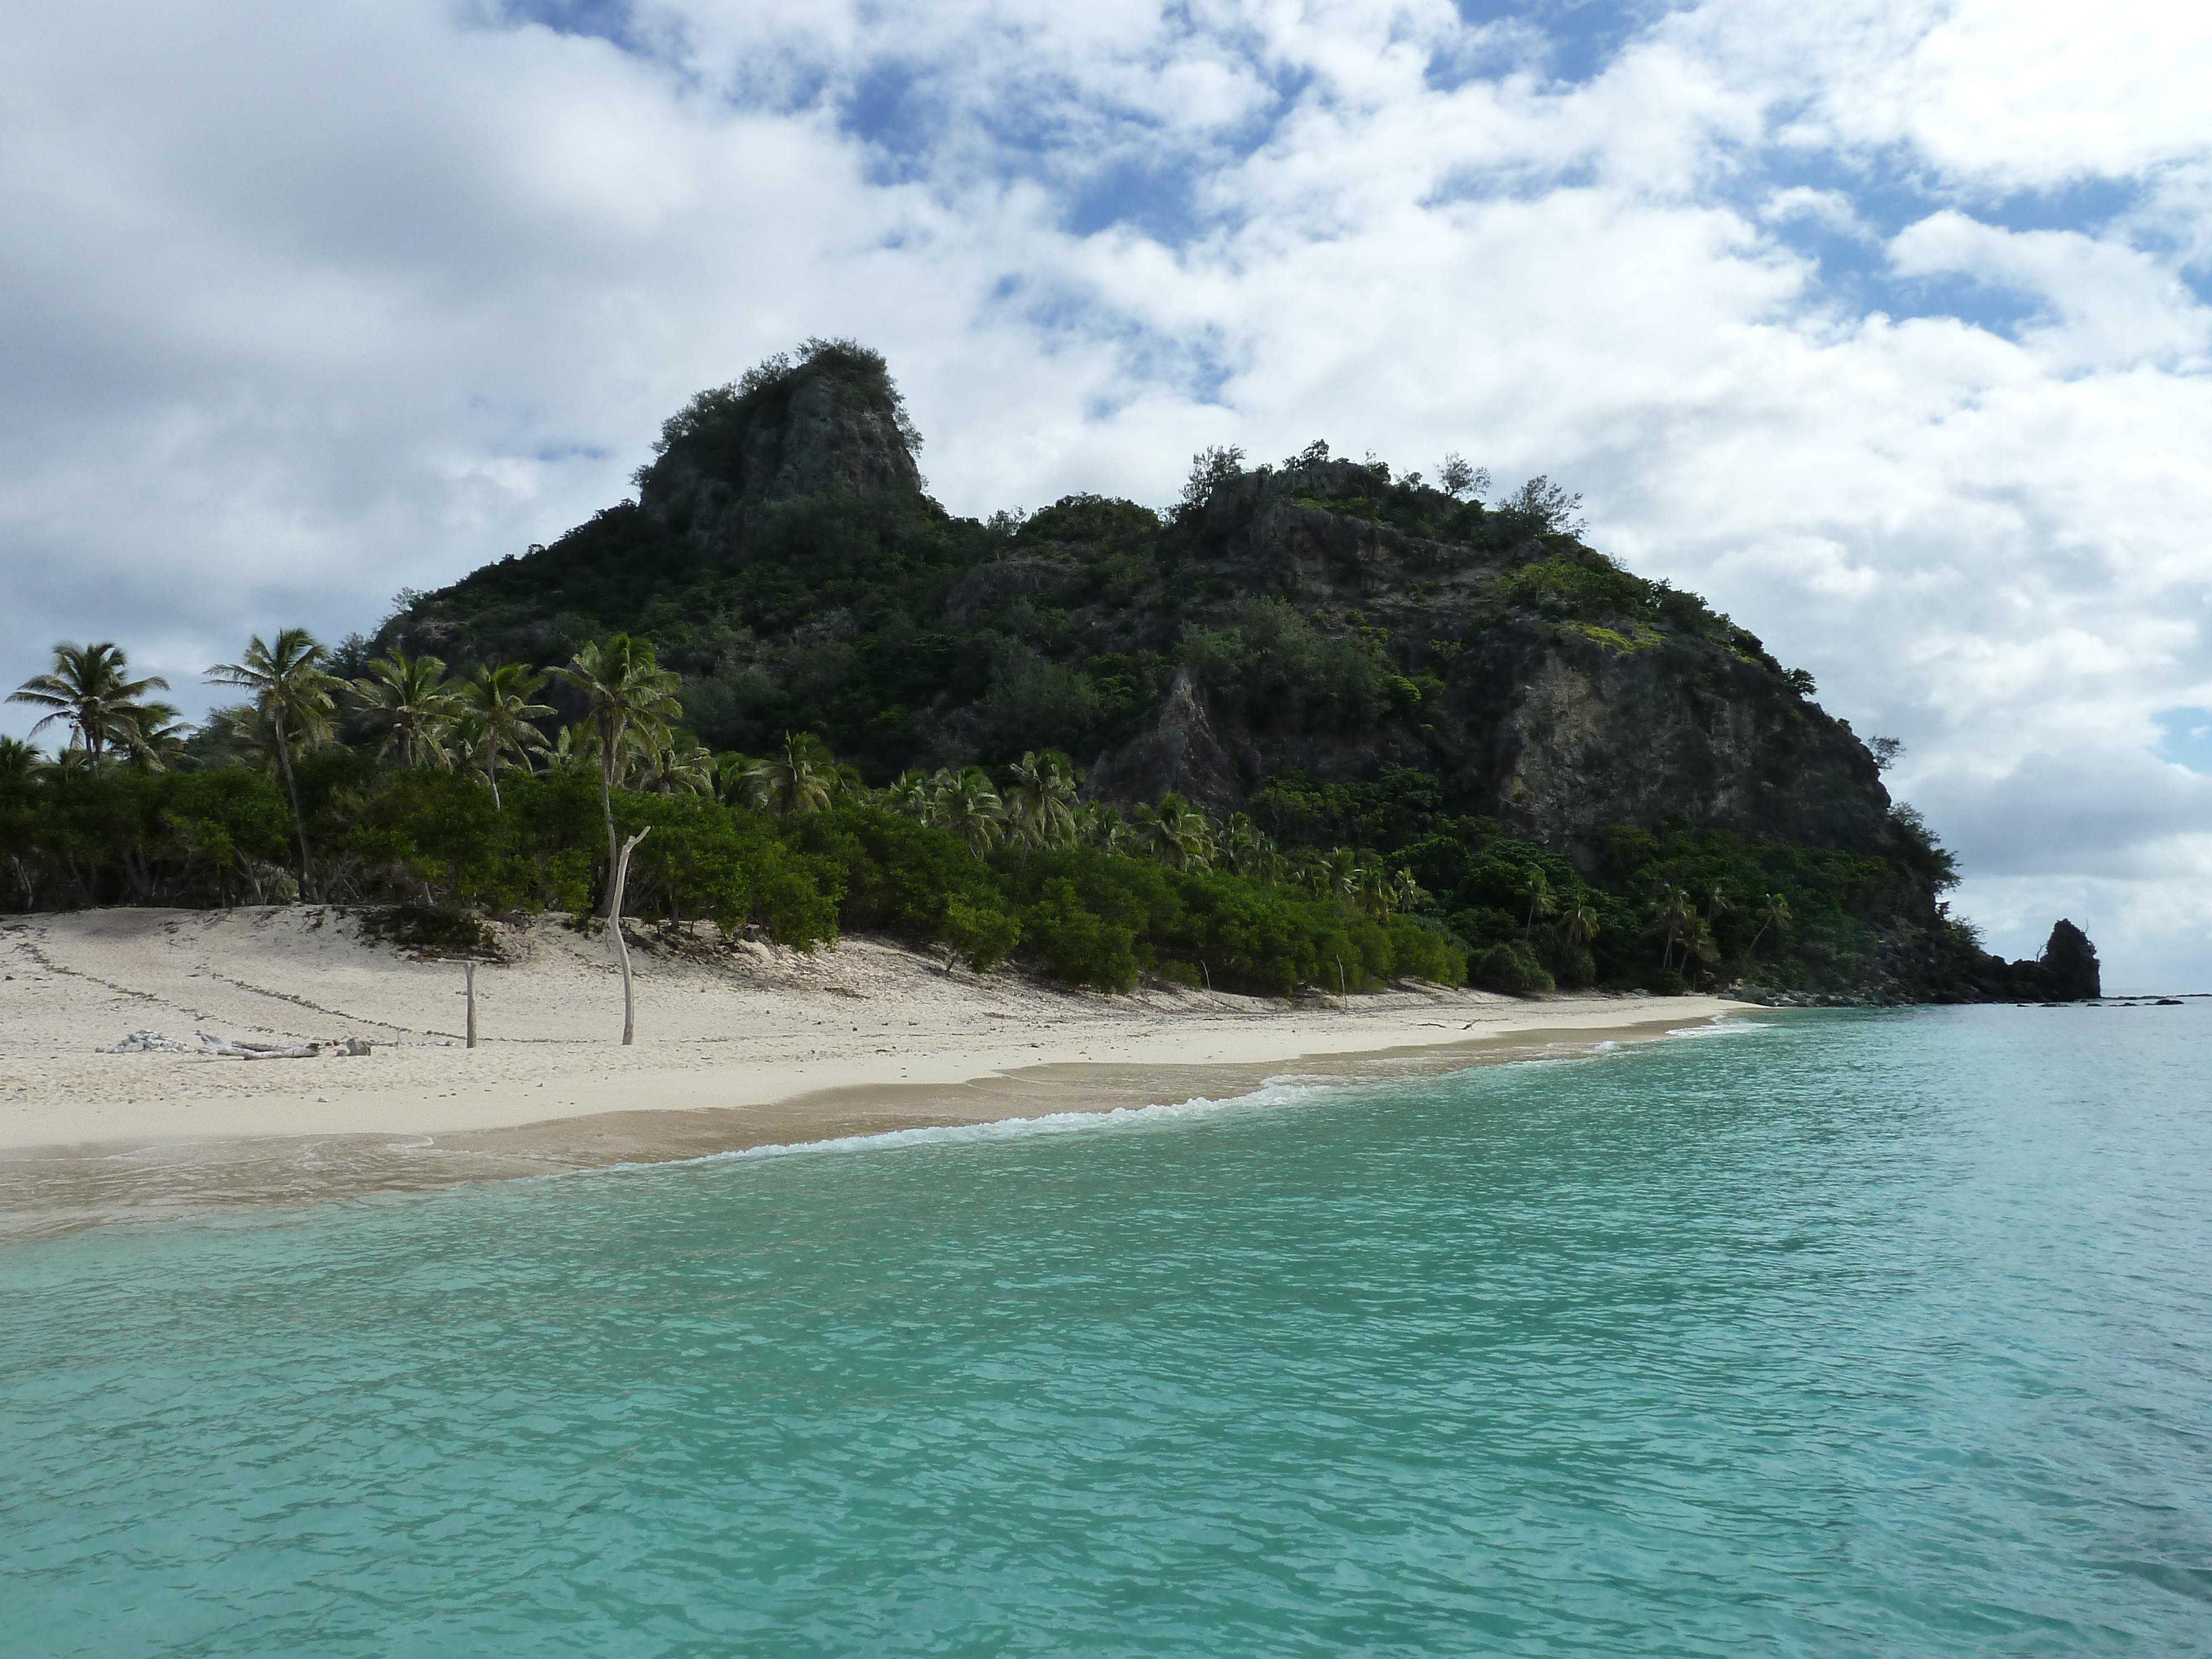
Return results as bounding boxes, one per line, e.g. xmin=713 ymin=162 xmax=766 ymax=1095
xmin=5 ymin=1004 xmax=2208 ymax=1656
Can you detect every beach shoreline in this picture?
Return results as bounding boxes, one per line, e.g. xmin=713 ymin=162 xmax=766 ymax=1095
xmin=1 ymin=907 xmax=1755 ymax=1231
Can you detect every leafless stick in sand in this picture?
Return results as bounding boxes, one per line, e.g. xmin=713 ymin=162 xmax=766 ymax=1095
xmin=610 ymin=826 xmax=652 ymax=1045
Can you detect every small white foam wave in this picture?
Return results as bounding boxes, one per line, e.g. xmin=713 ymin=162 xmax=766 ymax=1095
xmin=604 ymin=1078 xmax=1339 ymax=1176
xmin=594 ymin=1019 xmax=1772 ymax=1178
xmin=1663 ymin=1016 xmax=1770 ymax=1041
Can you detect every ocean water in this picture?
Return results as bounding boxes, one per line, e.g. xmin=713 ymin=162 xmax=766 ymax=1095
xmin=3 ymin=1005 xmax=2209 ymax=1657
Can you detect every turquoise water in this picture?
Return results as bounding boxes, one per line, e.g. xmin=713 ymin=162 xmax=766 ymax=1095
xmin=4 ymin=1005 xmax=2210 ymax=1657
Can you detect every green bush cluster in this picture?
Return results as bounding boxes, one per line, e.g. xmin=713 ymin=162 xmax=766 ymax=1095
xmin=793 ymin=807 xmax=1462 ymax=994
xmin=1180 ymin=598 xmax=1397 ymax=729
xmin=1248 ymin=765 xmax=1960 ymax=995
xmin=0 ymin=755 xmax=1472 ymax=998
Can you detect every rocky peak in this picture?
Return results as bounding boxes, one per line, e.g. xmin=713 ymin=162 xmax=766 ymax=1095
xmin=637 ymin=340 xmax=923 ymax=556
xmin=2038 ymin=919 xmax=2102 ymax=999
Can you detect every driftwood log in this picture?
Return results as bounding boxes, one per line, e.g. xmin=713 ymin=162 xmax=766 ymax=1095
xmin=195 ymin=1032 xmax=369 ymax=1060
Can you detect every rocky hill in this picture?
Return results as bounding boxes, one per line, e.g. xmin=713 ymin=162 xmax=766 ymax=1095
xmin=386 ymin=339 xmax=2096 ymax=1003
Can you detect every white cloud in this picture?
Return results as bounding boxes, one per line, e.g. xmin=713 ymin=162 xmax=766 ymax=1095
xmin=1888 ymin=211 xmax=2211 ymax=369
xmin=3 ymin=0 xmax=2211 ymax=984
xmin=1843 ymin=0 xmax=2212 ymax=189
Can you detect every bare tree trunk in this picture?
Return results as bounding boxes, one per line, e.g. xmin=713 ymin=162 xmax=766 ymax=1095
xmin=465 ymin=961 xmax=478 ymax=1048
xmin=609 ymin=826 xmax=651 ymax=1045
xmin=487 ymin=742 xmax=502 ymax=811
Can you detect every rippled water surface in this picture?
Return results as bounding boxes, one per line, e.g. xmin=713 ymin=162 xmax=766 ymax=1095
xmin=5 ymin=1004 xmax=2210 ymax=1656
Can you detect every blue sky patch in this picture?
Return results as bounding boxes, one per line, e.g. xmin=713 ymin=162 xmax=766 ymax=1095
xmin=498 ymin=0 xmax=638 ymax=51
xmin=2156 ymin=708 xmax=2212 ymax=773
xmin=1446 ymin=0 xmax=1683 ymax=86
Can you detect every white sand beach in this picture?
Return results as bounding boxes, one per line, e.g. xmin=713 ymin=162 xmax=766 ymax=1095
xmin=0 ymin=907 xmax=1749 ymax=1227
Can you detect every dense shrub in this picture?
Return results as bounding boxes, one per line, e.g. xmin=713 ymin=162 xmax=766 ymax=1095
xmin=943 ymin=895 xmax=1021 ymax=972
xmin=1468 ymin=941 xmax=1554 ymax=995
xmin=1182 ymin=597 xmax=1394 ymax=729
xmin=1018 ymin=878 xmax=1141 ymax=989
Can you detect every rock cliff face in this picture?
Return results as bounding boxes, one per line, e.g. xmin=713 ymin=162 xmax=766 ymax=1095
xmin=1083 ymin=669 xmax=1245 ymax=818
xmin=1747 ymin=918 xmax=2104 ymax=1005
xmin=637 ymin=347 xmax=922 ymax=559
xmin=1081 ymin=459 xmax=1904 ymax=874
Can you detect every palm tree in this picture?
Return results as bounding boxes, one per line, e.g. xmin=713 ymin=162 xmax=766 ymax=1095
xmin=882 ymin=769 xmax=931 ymax=817
xmin=352 ymin=649 xmax=459 ymax=770
xmin=651 ymin=743 xmax=717 ymax=797
xmin=446 ymin=707 xmax=487 ymax=779
xmin=455 ymin=662 xmax=553 ymax=808
xmin=1004 ymin=751 xmax=1079 ymax=848
xmin=1702 ymin=883 xmax=1733 ymax=921
xmin=549 ymin=722 xmax=596 ymax=773
xmin=1389 ymin=866 xmax=1428 ymax=912
xmin=1746 ymin=893 xmax=1793 ymax=957
xmin=934 ymin=767 xmax=1007 ymax=855
xmin=200 ymin=701 xmax=280 ymax=771
xmin=206 ymin=629 xmax=338 ymax=897
xmin=1563 ymin=897 xmax=1602 ymax=946
xmin=1303 ymin=846 xmax=1360 ymax=902
xmin=9 ymin=641 xmax=171 ymax=764
xmin=1521 ymin=868 xmax=1558 ymax=936
xmin=1644 ymin=883 xmax=1696 ymax=972
xmin=1074 ymin=800 xmax=1131 ymax=853
xmin=1223 ymin=813 xmax=1287 ymax=884
xmin=546 ymin=635 xmax=682 ymax=1045
xmin=743 ymin=731 xmax=837 ymax=815
xmin=1353 ymin=854 xmax=1397 ymax=918
xmin=118 ymin=702 xmax=189 ymax=772
xmin=547 ymin=635 xmax=681 ymax=899
xmin=1683 ymin=915 xmax=1721 ymax=974
xmin=1133 ymin=795 xmax=1214 ymax=871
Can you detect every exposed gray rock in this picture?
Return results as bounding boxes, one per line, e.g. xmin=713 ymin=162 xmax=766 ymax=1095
xmin=1181 ymin=469 xmax=1902 ymax=867
xmin=1086 ymin=670 xmax=1245 ymax=818
xmin=640 ymin=366 xmax=922 ymax=557
xmin=943 ymin=557 xmax=1066 ymax=625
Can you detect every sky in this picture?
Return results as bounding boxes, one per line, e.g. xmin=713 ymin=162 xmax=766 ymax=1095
xmin=2 ymin=0 xmax=2208 ymax=988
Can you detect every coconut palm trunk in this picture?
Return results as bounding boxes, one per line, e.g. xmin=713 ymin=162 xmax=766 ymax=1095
xmin=597 ymin=759 xmax=622 ymax=913
xmin=272 ymin=706 xmax=314 ymax=899
xmin=207 ymin=628 xmax=337 ymax=904
xmin=547 ymin=635 xmax=681 ymax=1038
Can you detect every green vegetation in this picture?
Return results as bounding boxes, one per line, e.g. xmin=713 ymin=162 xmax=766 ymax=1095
xmin=7 ymin=641 xmax=179 ymax=767
xmin=0 ymin=658 xmax=1460 ymax=998
xmin=0 ymin=629 xmax=1944 ymax=1001
xmin=3 ymin=342 xmax=1988 ymax=1005
xmin=1244 ymin=765 xmax=1955 ymax=997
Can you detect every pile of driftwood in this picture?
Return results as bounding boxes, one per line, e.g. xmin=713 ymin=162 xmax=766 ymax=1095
xmin=194 ymin=1033 xmax=373 ymax=1060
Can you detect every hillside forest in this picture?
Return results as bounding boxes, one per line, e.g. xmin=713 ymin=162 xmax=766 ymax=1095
xmin=1 ymin=340 xmax=2098 ymax=1005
